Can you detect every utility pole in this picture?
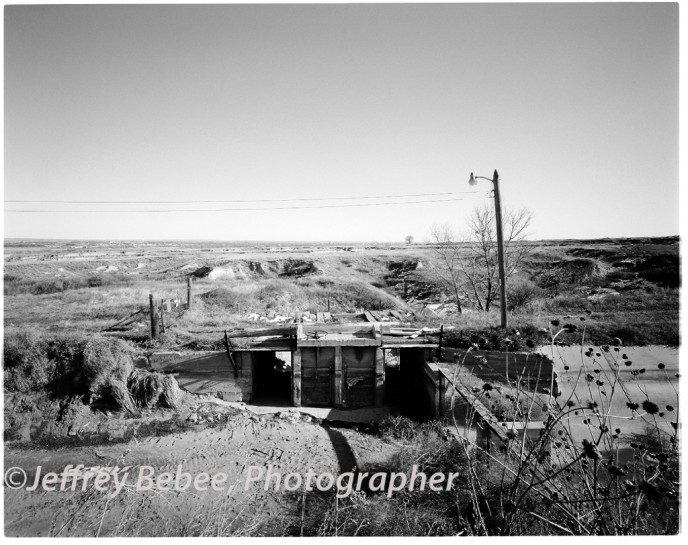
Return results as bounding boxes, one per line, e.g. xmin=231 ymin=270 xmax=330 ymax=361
xmin=491 ymin=170 xmax=508 ymax=329
xmin=469 ymin=170 xmax=508 ymax=328
xmin=187 ymin=277 xmax=193 ymax=310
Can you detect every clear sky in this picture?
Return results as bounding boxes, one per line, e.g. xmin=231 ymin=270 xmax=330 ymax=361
xmin=3 ymin=3 xmax=679 ymax=242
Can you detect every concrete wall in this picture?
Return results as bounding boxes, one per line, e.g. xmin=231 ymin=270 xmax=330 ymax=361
xmin=148 ymin=350 xmax=253 ymax=402
xmin=149 ymin=346 xmax=412 ymax=411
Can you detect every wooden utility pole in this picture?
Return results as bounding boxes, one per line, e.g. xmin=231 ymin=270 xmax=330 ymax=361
xmin=187 ymin=277 xmax=193 ymax=309
xmin=149 ymin=294 xmax=159 ymax=339
xmin=492 ymin=170 xmax=508 ymax=329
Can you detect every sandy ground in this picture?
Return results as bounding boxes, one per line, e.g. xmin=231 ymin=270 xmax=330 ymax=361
xmin=4 ymin=407 xmax=399 ymax=537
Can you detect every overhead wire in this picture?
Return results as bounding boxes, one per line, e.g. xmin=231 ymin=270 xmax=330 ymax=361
xmin=5 ymin=194 xmax=490 ymax=213
xmin=5 ymin=189 xmax=484 ymax=204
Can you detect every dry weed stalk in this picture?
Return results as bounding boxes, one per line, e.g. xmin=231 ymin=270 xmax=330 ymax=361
xmin=448 ymin=319 xmax=679 ymax=535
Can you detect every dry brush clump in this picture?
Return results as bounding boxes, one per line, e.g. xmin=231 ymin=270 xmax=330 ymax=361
xmin=80 ymin=337 xmax=137 ymax=414
xmin=445 ymin=320 xmax=680 ymax=535
xmin=3 ymin=329 xmax=183 ymax=416
xmin=128 ymin=369 xmax=182 ymax=410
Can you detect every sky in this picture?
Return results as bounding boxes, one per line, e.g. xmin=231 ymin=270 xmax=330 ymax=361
xmin=3 ymin=2 xmax=679 ymax=242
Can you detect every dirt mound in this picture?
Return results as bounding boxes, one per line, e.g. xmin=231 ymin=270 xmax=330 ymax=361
xmin=387 ymin=259 xmax=423 ymax=275
xmin=633 ymin=255 xmax=679 ymax=288
xmin=566 ymin=248 xmax=620 ymax=261
xmin=247 ymin=261 xmax=266 ymax=275
xmin=208 ymin=267 xmax=238 ymax=280
xmin=567 ymin=244 xmax=679 ymax=288
xmin=384 ymin=260 xmax=440 ymax=302
xmin=278 ymin=259 xmax=319 ymax=277
xmin=188 ymin=265 xmax=248 ymax=280
xmin=189 ymin=265 xmax=213 ymax=278
xmin=534 ymin=258 xmax=602 ymax=288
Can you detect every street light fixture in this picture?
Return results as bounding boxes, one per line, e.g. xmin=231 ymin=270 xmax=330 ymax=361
xmin=469 ymin=170 xmax=508 ymax=329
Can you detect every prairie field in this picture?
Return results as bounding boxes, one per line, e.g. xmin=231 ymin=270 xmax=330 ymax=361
xmin=3 ymin=236 xmax=679 ymax=347
xmin=3 ymin=236 xmax=680 ymax=536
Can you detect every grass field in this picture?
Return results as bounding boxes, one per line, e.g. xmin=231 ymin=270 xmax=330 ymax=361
xmin=3 ymin=236 xmax=679 ymax=348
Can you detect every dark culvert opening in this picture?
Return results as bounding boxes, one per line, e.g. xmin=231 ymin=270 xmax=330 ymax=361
xmin=251 ymin=351 xmax=292 ymax=405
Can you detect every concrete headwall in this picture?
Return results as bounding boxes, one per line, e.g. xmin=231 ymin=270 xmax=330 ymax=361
xmin=148 ymin=350 xmax=253 ymax=402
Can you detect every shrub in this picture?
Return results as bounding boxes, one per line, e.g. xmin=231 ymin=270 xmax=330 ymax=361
xmin=3 ymin=328 xmax=54 ymax=392
xmin=279 ymin=259 xmax=319 ymax=277
xmin=81 ymin=337 xmax=135 ymax=405
xmin=507 ymin=279 xmax=541 ymax=312
xmin=333 ymin=281 xmax=399 ymax=311
xmin=3 ymin=272 xmax=132 ymax=296
xmin=128 ymin=370 xmax=182 ymax=409
xmin=3 ymin=330 xmax=139 ymax=413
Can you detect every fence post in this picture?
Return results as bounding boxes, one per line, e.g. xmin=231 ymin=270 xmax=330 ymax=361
xmin=159 ymin=299 xmax=165 ymax=333
xmin=149 ymin=294 xmax=159 ymax=339
xmin=439 ymin=372 xmax=444 ymax=417
xmin=437 ymin=324 xmax=444 ymax=361
xmin=187 ymin=277 xmax=193 ymax=309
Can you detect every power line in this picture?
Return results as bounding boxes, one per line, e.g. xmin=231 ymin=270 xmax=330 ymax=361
xmin=5 ymin=195 xmax=488 ymax=213
xmin=6 ymin=190 xmax=483 ymax=204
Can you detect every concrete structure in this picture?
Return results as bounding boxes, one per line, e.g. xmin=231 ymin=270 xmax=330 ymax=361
xmin=149 ymin=323 xmax=438 ymax=410
xmin=147 ymin=322 xmax=552 ymax=457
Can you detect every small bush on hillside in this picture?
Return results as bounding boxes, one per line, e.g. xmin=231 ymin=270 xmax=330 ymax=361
xmin=200 ymin=287 xmax=254 ymax=310
xmin=507 ymin=279 xmax=541 ymax=312
xmin=3 ymin=272 xmax=132 ymax=296
xmin=534 ymin=258 xmax=600 ymax=290
xmin=279 ymin=259 xmax=319 ymax=277
xmin=542 ymin=294 xmax=591 ymax=313
xmin=333 ymin=282 xmax=399 ymax=311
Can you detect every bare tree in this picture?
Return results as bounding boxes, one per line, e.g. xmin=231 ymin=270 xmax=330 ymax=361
xmin=429 ymin=224 xmax=466 ymax=314
xmin=404 ymin=235 xmax=415 ymax=244
xmin=430 ymin=205 xmax=533 ymax=313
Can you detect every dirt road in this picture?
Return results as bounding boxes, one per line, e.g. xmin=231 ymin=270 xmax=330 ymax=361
xmin=4 ymin=407 xmax=398 ymax=537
